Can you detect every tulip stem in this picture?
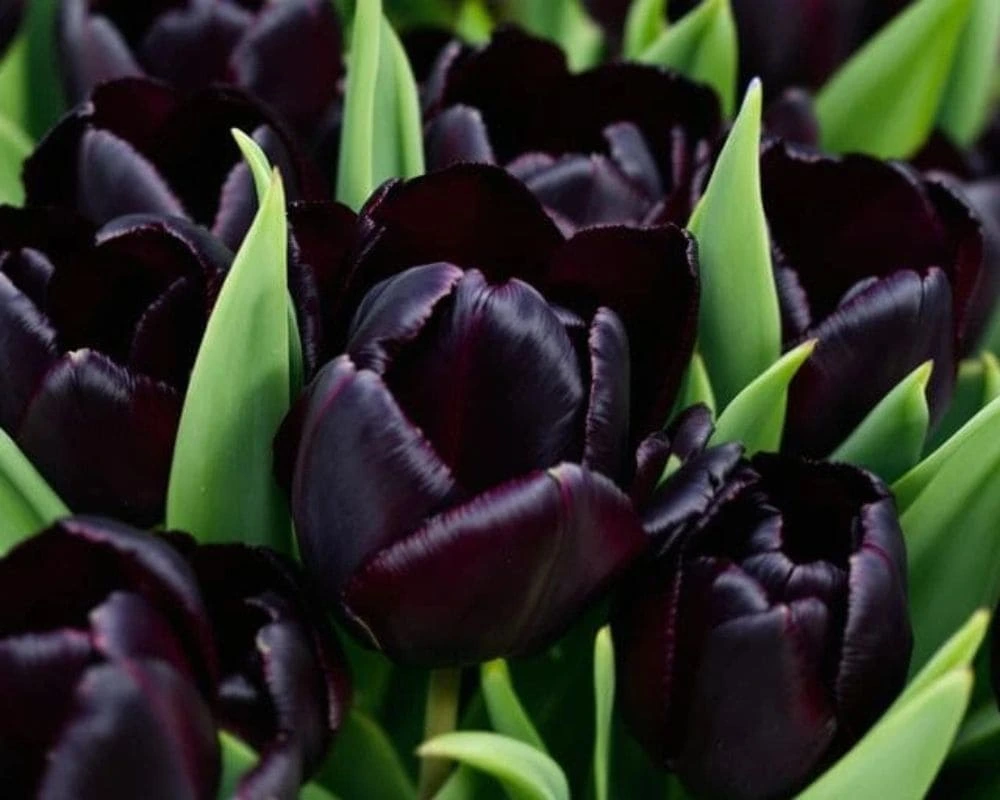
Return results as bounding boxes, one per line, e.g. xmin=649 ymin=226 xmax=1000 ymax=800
xmin=417 ymin=667 xmax=462 ymax=799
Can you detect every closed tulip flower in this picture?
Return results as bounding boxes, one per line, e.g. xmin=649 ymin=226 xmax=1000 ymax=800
xmin=614 ymin=450 xmax=912 ymax=800
xmin=423 ymin=28 xmax=721 ymax=232
xmin=57 ymin=0 xmax=342 ymax=138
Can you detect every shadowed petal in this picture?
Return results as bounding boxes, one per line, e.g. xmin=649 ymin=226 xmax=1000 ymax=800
xmin=58 ymin=0 xmax=144 ymax=103
xmin=16 ymin=351 xmax=182 ymax=525
xmin=233 ymin=738 xmax=301 ymax=800
xmin=0 ymin=273 xmax=58 ymax=431
xmin=763 ymin=89 xmax=819 ymax=146
xmin=128 ymin=276 xmax=206 ymax=387
xmin=604 ymin=122 xmax=664 ymax=200
xmin=583 ymin=307 xmax=630 ymax=481
xmin=425 ymin=105 xmax=497 ymax=169
xmin=344 ymin=464 xmax=646 ymax=665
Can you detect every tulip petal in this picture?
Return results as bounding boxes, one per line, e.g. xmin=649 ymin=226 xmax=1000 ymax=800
xmin=543 ymin=224 xmax=699 ymax=437
xmin=16 ymin=351 xmax=182 ymax=525
xmin=629 ymin=404 xmax=716 ymax=506
xmin=286 ymin=356 xmax=458 ymax=598
xmin=583 ymin=307 xmax=631 ymax=481
xmin=425 ymin=104 xmax=497 ymax=169
xmin=763 ymin=89 xmax=820 ymax=146
xmin=786 ymin=268 xmax=954 ymax=456
xmin=229 ymin=0 xmax=343 ymax=132
xmin=604 ymin=121 xmax=665 ymax=200
xmin=37 ymin=660 xmax=219 ymax=800
xmin=382 ymin=270 xmax=586 ymax=493
xmin=58 ymin=0 xmax=144 ymax=103
xmin=128 ymin=276 xmax=206 ymax=387
xmin=344 ymin=464 xmax=646 ymax=665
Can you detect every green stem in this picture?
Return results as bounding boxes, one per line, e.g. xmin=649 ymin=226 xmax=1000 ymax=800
xmin=418 ymin=667 xmax=462 ymax=799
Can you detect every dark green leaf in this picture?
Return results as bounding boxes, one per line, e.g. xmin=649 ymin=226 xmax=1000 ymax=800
xmin=927 ymin=353 xmax=1000 ymax=453
xmin=314 ymin=710 xmax=416 ymax=800
xmin=24 ymin=0 xmax=65 ymax=137
xmin=481 ymin=660 xmax=547 ymax=751
xmin=0 ymin=427 xmax=69 ymax=554
xmin=218 ymin=732 xmax=340 ymax=800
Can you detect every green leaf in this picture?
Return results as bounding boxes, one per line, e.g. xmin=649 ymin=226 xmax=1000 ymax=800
xmin=815 ymin=0 xmax=975 ymax=159
xmin=0 ymin=34 xmax=28 ymax=130
xmin=507 ymin=0 xmax=604 ymax=71
xmin=637 ymin=0 xmax=738 ymax=116
xmin=831 ymin=361 xmax=931 ymax=483
xmin=671 ymin=352 xmax=716 ymax=418
xmin=623 ymin=0 xmax=668 ymax=59
xmin=0 ymin=112 xmax=31 ymax=206
xmin=373 ymin=17 xmax=425 ymax=187
xmin=23 ymin=0 xmax=65 ymax=137
xmin=455 ymin=0 xmax=495 ymax=43
xmin=893 ymin=392 xmax=1000 ymax=511
xmin=710 ymin=340 xmax=816 ymax=455
xmin=0 ymin=427 xmax=69 ymax=554
xmin=218 ymin=732 xmax=340 ymax=800
xmin=927 ymin=352 xmax=1000 ymax=452
xmin=795 ymin=670 xmax=973 ymax=800
xmin=937 ymin=0 xmax=1000 ymax=145
xmin=901 ymin=399 xmax=1000 ymax=668
xmin=592 ymin=626 xmax=615 ymax=800
xmin=314 ymin=710 xmax=416 ymax=800
xmin=481 ymin=660 xmax=546 ymax=751
xmin=419 ymin=732 xmax=569 ymax=800
xmin=897 ymin=609 xmax=989 ymax=706
xmin=687 ymin=80 xmax=780 ymax=407
xmin=166 ymin=168 xmax=293 ymax=551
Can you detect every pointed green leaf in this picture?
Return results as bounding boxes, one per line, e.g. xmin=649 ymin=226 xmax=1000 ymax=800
xmin=710 ymin=340 xmax=815 ymax=455
xmin=897 ymin=609 xmax=989 ymax=705
xmin=815 ymin=0 xmax=975 ymax=158
xmin=688 ymin=80 xmax=780 ymax=406
xmin=218 ymin=732 xmax=340 ymax=800
xmin=638 ymin=0 xmax=737 ymax=115
xmin=0 ymin=427 xmax=69 ymax=554
xmin=418 ymin=732 xmax=569 ymax=800
xmin=314 ymin=710 xmax=415 ymax=800
xmin=0 ymin=112 xmax=31 ymax=206
xmin=166 ymin=170 xmax=293 ymax=551
xmin=671 ymin=352 xmax=716 ymax=418
xmin=23 ymin=0 xmax=65 ymax=137
xmin=831 ymin=361 xmax=931 ymax=483
xmin=937 ymin=0 xmax=1000 ymax=145
xmin=593 ymin=626 xmax=615 ymax=800
xmin=0 ymin=34 xmax=28 ymax=131
xmin=481 ymin=660 xmax=546 ymax=751
xmin=623 ymin=0 xmax=668 ymax=58
xmin=795 ymin=670 xmax=973 ymax=800
xmin=927 ymin=352 xmax=1000 ymax=452
xmin=894 ymin=392 xmax=1000 ymax=510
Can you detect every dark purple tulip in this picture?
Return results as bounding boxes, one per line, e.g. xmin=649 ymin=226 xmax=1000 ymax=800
xmin=0 ymin=0 xmax=20 ymax=56
xmin=339 ymin=163 xmax=700 ymax=443
xmin=278 ymin=259 xmax=648 ymax=666
xmin=423 ymin=28 xmax=722 ymax=232
xmin=23 ymin=78 xmax=327 ymax=252
xmin=762 ymin=140 xmax=983 ymax=457
xmin=0 ymin=206 xmax=231 ymax=523
xmin=57 ymin=0 xmax=343 ymax=138
xmin=614 ymin=448 xmax=912 ymax=800
xmin=0 ymin=517 xmax=221 ymax=799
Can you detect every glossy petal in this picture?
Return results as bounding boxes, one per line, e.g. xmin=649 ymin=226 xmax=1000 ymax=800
xmin=16 ymin=350 xmax=182 ymax=525
xmin=542 ymin=224 xmax=700 ymax=437
xmin=629 ymin=404 xmax=717 ymax=507
xmin=604 ymin=122 xmax=665 ymax=201
xmin=58 ymin=0 xmax=144 ymax=103
xmin=37 ymin=660 xmax=219 ymax=800
xmin=0 ymin=273 xmax=58 ymax=431
xmin=344 ymin=464 xmax=646 ymax=665
xmin=582 ymin=308 xmax=631 ymax=481
xmin=285 ymin=356 xmax=458 ymax=599
xmin=425 ymin=105 xmax=497 ymax=169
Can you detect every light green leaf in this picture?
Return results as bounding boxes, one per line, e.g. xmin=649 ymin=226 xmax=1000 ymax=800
xmin=166 ymin=168 xmax=292 ymax=551
xmin=831 ymin=361 xmax=931 ymax=483
xmin=507 ymin=0 xmax=604 ymax=71
xmin=218 ymin=732 xmax=340 ymax=800
xmin=710 ymin=340 xmax=816 ymax=455
xmin=795 ymin=669 xmax=973 ymax=800
xmin=928 ymin=352 xmax=1000 ymax=452
xmin=24 ymin=0 xmax=65 ymax=137
xmin=671 ymin=352 xmax=716 ymax=418
xmin=481 ymin=660 xmax=546 ymax=751
xmin=937 ymin=0 xmax=1000 ymax=145
xmin=419 ymin=732 xmax=569 ymax=800
xmin=897 ymin=609 xmax=989 ymax=705
xmin=638 ymin=0 xmax=737 ymax=116
xmin=815 ymin=0 xmax=975 ymax=158
xmin=0 ymin=34 xmax=28 ymax=131
xmin=0 ymin=112 xmax=31 ymax=206
xmin=902 ymin=400 xmax=1000 ymax=668
xmin=623 ymin=0 xmax=668 ymax=58
xmin=0 ymin=427 xmax=69 ymax=554
xmin=593 ymin=626 xmax=615 ymax=800
xmin=314 ymin=710 xmax=415 ymax=800
xmin=688 ymin=80 xmax=780 ymax=406
xmin=455 ymin=0 xmax=495 ymax=43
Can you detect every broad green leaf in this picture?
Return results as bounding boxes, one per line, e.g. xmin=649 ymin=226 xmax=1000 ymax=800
xmin=418 ymin=732 xmax=569 ymax=800
xmin=831 ymin=361 xmax=931 ymax=483
xmin=218 ymin=732 xmax=340 ymax=800
xmin=638 ymin=0 xmax=737 ymax=116
xmin=455 ymin=0 xmax=495 ymax=43
xmin=937 ymin=0 xmax=1000 ymax=145
xmin=0 ymin=427 xmax=69 ymax=554
xmin=592 ymin=627 xmax=614 ymax=800
xmin=166 ymin=170 xmax=292 ymax=551
xmin=375 ymin=17 xmax=426 ymax=186
xmin=902 ymin=404 xmax=1000 ymax=668
xmin=314 ymin=710 xmax=415 ymax=800
xmin=927 ymin=353 xmax=1000 ymax=452
xmin=893 ymin=392 xmax=1000 ymax=510
xmin=671 ymin=352 xmax=716 ymax=418
xmin=24 ymin=0 xmax=65 ymax=137
xmin=815 ymin=0 xmax=975 ymax=158
xmin=688 ymin=80 xmax=780 ymax=406
xmin=897 ymin=609 xmax=989 ymax=705
xmin=710 ymin=340 xmax=816 ymax=455
xmin=623 ymin=0 xmax=668 ymax=58
xmin=795 ymin=670 xmax=973 ymax=800
xmin=0 ymin=112 xmax=31 ymax=205
xmin=507 ymin=0 xmax=603 ymax=71
xmin=0 ymin=34 xmax=28 ymax=130
xmin=481 ymin=660 xmax=546 ymax=751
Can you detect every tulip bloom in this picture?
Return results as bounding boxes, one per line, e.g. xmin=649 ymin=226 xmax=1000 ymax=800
xmin=423 ymin=28 xmax=722 ymax=232
xmin=762 ymin=140 xmax=983 ymax=456
xmin=57 ymin=0 xmax=342 ymax=137
xmin=0 ymin=517 xmax=349 ymax=799
xmin=614 ymin=447 xmax=912 ymax=800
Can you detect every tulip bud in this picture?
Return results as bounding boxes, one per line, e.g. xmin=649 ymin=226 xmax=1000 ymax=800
xmin=614 ymin=450 xmax=912 ymax=800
